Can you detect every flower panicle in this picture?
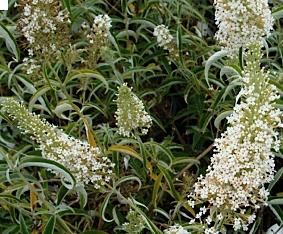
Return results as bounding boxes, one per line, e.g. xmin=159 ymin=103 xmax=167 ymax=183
xmin=115 ymin=83 xmax=152 ymax=138
xmin=122 ymin=210 xmax=146 ymax=234
xmin=81 ymin=14 xmax=112 ymax=68
xmin=187 ymin=46 xmax=282 ymax=232
xmin=153 ymin=24 xmax=179 ymax=59
xmin=17 ymin=0 xmax=70 ymax=74
xmin=164 ymin=224 xmax=191 ymax=234
xmin=86 ymin=14 xmax=112 ymax=44
xmin=153 ymin=24 xmax=173 ymax=48
xmin=0 ymin=98 xmax=114 ymax=188
xmin=214 ymin=0 xmax=274 ymax=52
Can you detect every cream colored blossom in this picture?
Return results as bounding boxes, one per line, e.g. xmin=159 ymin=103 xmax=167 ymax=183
xmin=1 ymin=98 xmax=114 ymax=188
xmin=153 ymin=24 xmax=173 ymax=49
xmin=81 ymin=14 xmax=112 ymax=68
xmin=122 ymin=210 xmax=146 ymax=234
xmin=18 ymin=0 xmax=70 ymax=74
xmin=164 ymin=224 xmax=191 ymax=234
xmin=214 ymin=0 xmax=273 ymax=51
xmin=115 ymin=83 xmax=152 ymax=137
xmin=153 ymin=24 xmax=179 ymax=59
xmin=188 ymin=46 xmax=282 ymax=232
xmin=87 ymin=14 xmax=112 ymax=44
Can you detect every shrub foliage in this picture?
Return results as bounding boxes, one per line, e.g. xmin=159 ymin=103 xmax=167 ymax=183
xmin=0 ymin=0 xmax=282 ymax=233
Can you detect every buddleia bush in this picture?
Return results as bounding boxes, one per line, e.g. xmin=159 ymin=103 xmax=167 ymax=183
xmin=0 ymin=0 xmax=282 ymax=234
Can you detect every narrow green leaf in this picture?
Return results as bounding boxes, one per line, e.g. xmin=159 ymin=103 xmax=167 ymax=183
xmin=151 ymin=173 xmax=163 ymax=208
xmin=0 ymin=194 xmax=22 ymax=203
xmin=43 ymin=216 xmax=56 ymax=234
xmin=268 ymin=199 xmax=283 ymax=205
xmin=54 ymin=102 xmax=74 ymax=120
xmin=272 ymin=5 xmax=283 ymax=20
xmin=83 ymin=117 xmax=97 ymax=148
xmin=19 ymin=214 xmax=29 ymax=234
xmin=114 ymin=175 xmax=142 ymax=190
xmin=0 ymin=23 xmax=19 ymax=61
xmin=64 ymin=70 xmax=109 ymax=92
xmin=248 ymin=216 xmax=261 ymax=234
xmin=62 ymin=0 xmax=72 ymax=16
xmin=109 ymin=31 xmax=121 ymax=55
xmin=214 ymin=110 xmax=233 ymax=129
xmin=129 ymin=18 xmax=156 ymax=28
xmin=145 ymin=141 xmax=173 ymax=167
xmin=205 ymin=50 xmax=230 ymax=86
xmin=108 ymin=145 xmax=142 ymax=161
xmin=75 ymin=185 xmax=88 ymax=209
xmin=172 ymin=157 xmax=199 ymax=166
xmin=56 ymin=185 xmax=69 ymax=205
xmin=158 ymin=166 xmax=179 ymax=200
xmin=269 ymin=205 xmax=283 ymax=225
xmin=153 ymin=208 xmax=170 ymax=220
xmin=268 ymin=167 xmax=283 ymax=191
xmin=19 ymin=157 xmax=76 ymax=189
xmin=100 ymin=192 xmax=114 ymax=222
xmin=220 ymin=66 xmax=241 ymax=80
xmin=28 ymin=86 xmax=51 ymax=112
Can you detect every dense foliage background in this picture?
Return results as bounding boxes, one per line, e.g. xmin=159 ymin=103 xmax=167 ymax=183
xmin=0 ymin=0 xmax=282 ymax=233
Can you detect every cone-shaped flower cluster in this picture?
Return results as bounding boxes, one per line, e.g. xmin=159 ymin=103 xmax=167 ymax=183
xmin=87 ymin=14 xmax=112 ymax=44
xmin=188 ymin=46 xmax=282 ymax=232
xmin=164 ymin=224 xmax=191 ymax=234
xmin=153 ymin=25 xmax=178 ymax=59
xmin=82 ymin=14 xmax=112 ymax=68
xmin=153 ymin=25 xmax=173 ymax=49
xmin=122 ymin=210 xmax=146 ymax=234
xmin=1 ymin=98 xmax=114 ymax=188
xmin=214 ymin=0 xmax=273 ymax=52
xmin=17 ymin=0 xmax=70 ymax=73
xmin=115 ymin=83 xmax=152 ymax=137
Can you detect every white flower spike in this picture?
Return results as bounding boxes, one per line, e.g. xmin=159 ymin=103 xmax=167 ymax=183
xmin=115 ymin=83 xmax=152 ymax=138
xmin=214 ymin=0 xmax=273 ymax=52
